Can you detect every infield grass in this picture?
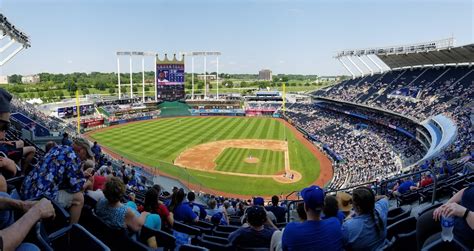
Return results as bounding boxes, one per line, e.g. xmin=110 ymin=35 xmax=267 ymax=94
xmin=89 ymin=117 xmax=321 ymax=196
xmin=215 ymin=148 xmax=285 ymax=175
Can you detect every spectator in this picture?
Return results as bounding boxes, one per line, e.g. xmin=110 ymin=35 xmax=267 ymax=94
xmin=91 ymin=141 xmax=102 ymax=159
xmin=463 ymin=162 xmax=474 ymax=175
xmin=206 ymin=198 xmax=228 ymax=225
xmin=322 ymin=195 xmax=345 ymax=223
xmin=185 ymin=191 xmax=207 ymax=220
xmin=20 ymin=137 xmax=94 ymax=224
xmin=228 ymin=206 xmax=276 ymax=249
xmin=61 ymin=132 xmax=72 ymax=146
xmin=139 ymin=186 xmax=174 ymax=229
xmin=342 ymin=187 xmax=389 ymax=251
xmin=433 ymin=184 xmax=474 ymax=249
xmin=392 ymin=178 xmax=416 ymax=197
xmin=336 ymin=192 xmax=352 ymax=219
xmin=413 ymin=172 xmax=433 ymax=189
xmin=265 ymin=195 xmax=286 ymax=223
xmin=253 ymin=197 xmax=276 ymax=223
xmin=282 ymin=185 xmax=343 ymax=250
xmin=223 ymin=200 xmax=235 ymax=216
xmin=0 ymin=90 xmax=36 ymax=179
xmin=0 ymin=138 xmax=36 ymax=175
xmin=296 ymin=201 xmax=307 ymax=221
xmin=439 ymin=160 xmax=453 ymax=178
xmin=44 ymin=141 xmax=57 ymax=153
xmin=169 ymin=188 xmax=198 ymax=224
xmin=0 ymin=197 xmax=55 ymax=251
xmin=95 ymin=177 xmax=148 ymax=232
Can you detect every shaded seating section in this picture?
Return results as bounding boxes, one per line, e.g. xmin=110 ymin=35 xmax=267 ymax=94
xmin=81 ymin=211 xmax=150 ymax=251
xmin=35 ymin=223 xmax=110 ymax=251
xmin=179 ymin=244 xmax=209 ymax=251
xmin=387 ymin=206 xmax=411 ymax=225
xmin=416 ymin=208 xmax=441 ymax=250
xmin=139 ymin=226 xmax=176 ymax=251
xmin=387 ymin=216 xmax=417 ymax=251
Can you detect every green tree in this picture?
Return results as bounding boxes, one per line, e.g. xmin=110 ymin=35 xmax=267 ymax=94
xmin=108 ymin=88 xmax=115 ymax=95
xmin=8 ymin=74 xmax=22 ymax=84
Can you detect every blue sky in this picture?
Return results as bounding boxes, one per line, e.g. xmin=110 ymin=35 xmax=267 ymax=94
xmin=0 ymin=0 xmax=472 ymax=76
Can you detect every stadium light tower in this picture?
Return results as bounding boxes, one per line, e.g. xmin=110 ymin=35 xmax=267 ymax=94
xmin=0 ymin=13 xmax=31 ymax=66
xmin=187 ymin=52 xmax=221 ymax=100
xmin=116 ymin=51 xmax=156 ymax=101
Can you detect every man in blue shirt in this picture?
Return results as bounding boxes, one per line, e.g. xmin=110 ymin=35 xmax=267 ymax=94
xmin=265 ymin=195 xmax=287 ymax=223
xmin=393 ymin=179 xmax=416 ymax=197
xmin=228 ymin=206 xmax=276 ymax=249
xmin=439 ymin=160 xmax=453 ymax=178
xmin=282 ymin=185 xmax=343 ymax=251
xmin=91 ymin=141 xmax=102 ymax=159
xmin=21 ymin=137 xmax=93 ymax=223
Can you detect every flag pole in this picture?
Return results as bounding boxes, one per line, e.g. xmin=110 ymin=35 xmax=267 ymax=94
xmin=76 ymin=90 xmax=81 ymax=134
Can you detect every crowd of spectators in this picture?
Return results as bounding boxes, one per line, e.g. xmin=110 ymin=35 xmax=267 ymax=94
xmin=286 ymin=104 xmax=425 ymax=190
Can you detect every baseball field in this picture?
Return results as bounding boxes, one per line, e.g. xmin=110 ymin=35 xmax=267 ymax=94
xmin=88 ymin=117 xmax=332 ymax=196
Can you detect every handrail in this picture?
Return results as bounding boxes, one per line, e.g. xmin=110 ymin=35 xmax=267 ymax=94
xmin=325 ymin=168 xmax=438 ymax=205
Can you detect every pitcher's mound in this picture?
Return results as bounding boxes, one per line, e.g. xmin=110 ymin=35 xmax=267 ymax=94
xmin=244 ymin=157 xmax=260 ymax=164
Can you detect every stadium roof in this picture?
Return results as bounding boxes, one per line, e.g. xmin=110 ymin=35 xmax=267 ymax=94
xmin=378 ymin=43 xmax=474 ymax=69
xmin=335 ymin=38 xmax=474 ymax=78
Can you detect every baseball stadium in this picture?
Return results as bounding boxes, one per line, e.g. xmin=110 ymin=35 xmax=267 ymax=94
xmin=0 ymin=1 xmax=473 ymax=251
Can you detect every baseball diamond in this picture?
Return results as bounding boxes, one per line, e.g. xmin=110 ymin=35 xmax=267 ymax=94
xmin=87 ymin=116 xmax=333 ymax=196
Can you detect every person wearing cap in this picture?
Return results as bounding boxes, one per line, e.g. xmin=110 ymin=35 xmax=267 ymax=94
xmin=281 ymin=185 xmax=343 ymax=251
xmin=341 ymin=187 xmax=388 ymax=251
xmin=20 ymin=137 xmax=94 ymax=224
xmin=252 ymin=197 xmax=277 ymax=223
xmin=228 ymin=205 xmax=277 ymax=249
xmin=336 ymin=192 xmax=353 ymax=219
xmin=0 ymin=88 xmax=36 ymax=175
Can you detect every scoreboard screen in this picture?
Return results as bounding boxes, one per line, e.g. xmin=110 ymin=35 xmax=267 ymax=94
xmin=156 ymin=55 xmax=185 ymax=101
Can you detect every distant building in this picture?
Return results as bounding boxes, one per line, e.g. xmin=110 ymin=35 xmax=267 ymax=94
xmin=318 ymin=76 xmax=339 ymax=82
xmin=21 ymin=74 xmax=40 ymax=84
xmin=258 ymin=69 xmax=272 ymax=81
xmin=197 ymin=75 xmax=218 ymax=81
xmin=0 ymin=76 xmax=7 ymax=84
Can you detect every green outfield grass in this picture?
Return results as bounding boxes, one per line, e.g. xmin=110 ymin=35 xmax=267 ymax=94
xmin=215 ymin=148 xmax=284 ymax=175
xmin=89 ymin=117 xmax=321 ymax=196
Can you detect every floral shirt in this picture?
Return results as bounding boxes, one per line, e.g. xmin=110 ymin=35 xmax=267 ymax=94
xmin=21 ymin=145 xmax=85 ymax=200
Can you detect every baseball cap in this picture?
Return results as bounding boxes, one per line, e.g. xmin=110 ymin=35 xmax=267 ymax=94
xmin=301 ymin=185 xmax=325 ymax=211
xmin=211 ymin=212 xmax=223 ymax=225
xmin=246 ymin=206 xmax=267 ymax=226
xmin=253 ymin=197 xmax=264 ymax=206
xmin=0 ymin=88 xmax=12 ymax=122
xmin=73 ymin=137 xmax=94 ymax=158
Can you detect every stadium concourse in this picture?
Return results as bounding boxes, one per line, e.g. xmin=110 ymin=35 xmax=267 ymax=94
xmin=0 ymin=47 xmax=473 ymax=251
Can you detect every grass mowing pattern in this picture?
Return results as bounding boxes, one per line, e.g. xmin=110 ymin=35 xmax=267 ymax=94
xmin=90 ymin=117 xmax=321 ymax=196
xmin=215 ymin=148 xmax=284 ymax=175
